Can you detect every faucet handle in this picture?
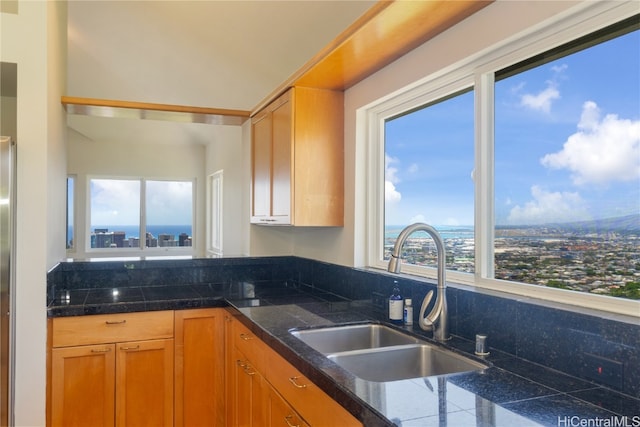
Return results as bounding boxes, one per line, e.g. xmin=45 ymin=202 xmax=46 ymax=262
xmin=419 ymin=290 xmax=434 ymax=331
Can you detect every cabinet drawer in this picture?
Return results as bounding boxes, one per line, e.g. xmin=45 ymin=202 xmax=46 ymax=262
xmin=52 ymin=311 xmax=174 ymax=347
xmin=232 ymin=319 xmax=267 ymax=372
xmin=266 ymin=350 xmax=361 ymax=427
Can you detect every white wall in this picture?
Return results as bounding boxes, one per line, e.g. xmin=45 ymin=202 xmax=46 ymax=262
xmin=246 ymin=0 xmax=582 ymax=267
xmin=67 ymin=131 xmax=207 ymax=258
xmin=203 ymin=125 xmax=246 ymax=257
xmin=1 ymin=0 xmax=68 ymax=425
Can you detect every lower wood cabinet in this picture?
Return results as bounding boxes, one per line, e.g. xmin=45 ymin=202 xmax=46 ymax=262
xmin=49 ymin=310 xmax=175 ymax=427
xmin=174 ymin=308 xmax=225 ymax=427
xmin=50 ymin=344 xmax=115 ymax=427
xmin=115 ymin=339 xmax=174 ymax=426
xmin=225 ymin=309 xmax=362 ymax=427
xmin=232 ymin=347 xmax=268 ymax=427
xmin=268 ymin=387 xmax=310 ymax=427
xmin=48 ymin=308 xmax=361 ymax=427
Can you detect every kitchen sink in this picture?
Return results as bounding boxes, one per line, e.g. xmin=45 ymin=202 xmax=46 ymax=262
xmin=327 ymin=344 xmax=487 ymax=382
xmin=290 ymin=323 xmax=420 ymax=354
xmin=290 ymin=323 xmax=487 ymax=382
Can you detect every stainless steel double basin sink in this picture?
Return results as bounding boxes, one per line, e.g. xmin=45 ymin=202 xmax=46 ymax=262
xmin=290 ymin=323 xmax=487 ymax=382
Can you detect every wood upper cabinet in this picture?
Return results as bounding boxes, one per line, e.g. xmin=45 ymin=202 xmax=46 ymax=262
xmin=251 ymin=86 xmax=344 ymax=226
xmin=175 ymin=308 xmax=225 ymax=427
xmin=49 ymin=311 xmax=174 ymax=427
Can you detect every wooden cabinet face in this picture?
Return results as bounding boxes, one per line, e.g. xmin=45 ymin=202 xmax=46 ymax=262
xmin=49 ymin=312 xmax=175 ymax=427
xmin=270 ymin=95 xmax=292 ymax=219
xmin=250 ymin=87 xmax=343 ymax=226
xmin=252 ymin=112 xmax=273 ymax=220
xmin=268 ymin=387 xmax=310 ymax=427
xmin=175 ymin=308 xmax=225 ymax=427
xmin=116 ymin=339 xmax=174 ymax=427
xmin=51 ymin=344 xmax=116 ymax=427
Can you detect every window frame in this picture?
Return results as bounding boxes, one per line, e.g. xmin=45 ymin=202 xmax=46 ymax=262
xmin=364 ymin=1 xmax=640 ymax=316
xmin=85 ymin=175 xmax=196 ymax=256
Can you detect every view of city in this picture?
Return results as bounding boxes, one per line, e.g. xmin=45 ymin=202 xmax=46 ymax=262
xmin=384 ymin=216 xmax=640 ymax=300
xmin=87 ymin=225 xmax=192 ymax=249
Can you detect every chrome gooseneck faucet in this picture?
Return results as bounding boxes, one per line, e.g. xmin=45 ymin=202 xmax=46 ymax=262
xmin=387 ymin=223 xmax=450 ymax=341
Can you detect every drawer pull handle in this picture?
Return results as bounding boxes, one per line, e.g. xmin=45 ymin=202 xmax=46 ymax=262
xmin=236 ymin=359 xmax=246 ymax=368
xmin=120 ymin=345 xmax=140 ymax=351
xmin=288 ymin=376 xmax=307 ymax=389
xmin=105 ymin=320 xmax=127 ymax=325
xmin=91 ymin=348 xmax=111 ymax=353
xmin=284 ymin=415 xmax=300 ymax=427
xmin=243 ymin=365 xmax=256 ymax=376
xmin=240 ymin=333 xmax=254 ymax=341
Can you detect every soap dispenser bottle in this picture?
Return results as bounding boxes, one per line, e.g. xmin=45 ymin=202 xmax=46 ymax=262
xmin=388 ymin=281 xmax=403 ymax=324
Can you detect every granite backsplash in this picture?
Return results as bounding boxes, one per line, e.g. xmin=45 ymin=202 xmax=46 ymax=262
xmin=47 ymin=256 xmax=639 ymax=399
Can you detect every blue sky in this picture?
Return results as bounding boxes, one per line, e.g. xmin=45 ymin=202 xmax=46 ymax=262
xmin=90 ymin=179 xmax=192 ymax=227
xmin=385 ymin=30 xmax=640 ymax=227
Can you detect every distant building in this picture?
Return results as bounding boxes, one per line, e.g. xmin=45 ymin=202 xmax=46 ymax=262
xmin=179 ymin=233 xmax=191 ymax=247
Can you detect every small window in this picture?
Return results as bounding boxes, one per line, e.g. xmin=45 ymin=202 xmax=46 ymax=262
xmin=207 ymin=171 xmax=223 ymax=255
xmin=88 ymin=178 xmax=194 ymax=252
xmin=145 ymin=180 xmax=193 ymax=248
xmin=66 ymin=176 xmax=75 ymax=250
xmin=90 ymin=178 xmax=141 ymax=249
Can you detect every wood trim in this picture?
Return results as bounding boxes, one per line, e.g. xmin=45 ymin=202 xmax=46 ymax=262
xmin=252 ymin=0 xmax=493 ymax=114
xmin=62 ymin=96 xmax=251 ymax=126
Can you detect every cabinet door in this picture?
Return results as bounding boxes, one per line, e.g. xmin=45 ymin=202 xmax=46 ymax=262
xmin=252 ymin=110 xmax=272 ymax=220
xmin=268 ymin=387 xmax=309 ymax=427
xmin=175 ymin=308 xmax=225 ymax=427
xmin=231 ymin=347 xmax=268 ymax=427
xmin=116 ymin=339 xmax=174 ymax=427
xmin=225 ymin=313 xmax=237 ymax=426
xmin=50 ymin=344 xmax=116 ymax=427
xmin=270 ymin=93 xmax=292 ymax=220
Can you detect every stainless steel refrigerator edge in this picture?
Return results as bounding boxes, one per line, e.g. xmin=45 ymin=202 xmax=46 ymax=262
xmin=0 ymin=136 xmax=15 ymax=426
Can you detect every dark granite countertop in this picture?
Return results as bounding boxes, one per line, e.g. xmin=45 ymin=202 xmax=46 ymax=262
xmin=48 ymin=282 xmax=640 ymax=426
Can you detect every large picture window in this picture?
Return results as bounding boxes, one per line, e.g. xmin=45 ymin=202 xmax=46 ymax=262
xmin=89 ymin=178 xmax=194 ymax=251
xmin=494 ymin=27 xmax=639 ymax=299
xmin=368 ymin=10 xmax=639 ymax=311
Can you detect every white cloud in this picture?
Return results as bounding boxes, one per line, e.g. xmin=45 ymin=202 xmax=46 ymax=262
xmin=385 ymin=154 xmax=400 ymax=184
xmin=520 ymin=85 xmax=560 ymax=114
xmin=385 ymin=154 xmax=402 ymax=203
xmin=408 ymin=163 xmax=419 ymax=175
xmin=519 ymin=63 xmax=566 ymax=113
xmin=541 ymin=101 xmax=640 ymax=186
xmin=90 ymin=179 xmax=141 ymax=225
xmin=507 ymin=185 xmax=590 ymax=225
xmin=385 ymin=181 xmax=402 ymax=203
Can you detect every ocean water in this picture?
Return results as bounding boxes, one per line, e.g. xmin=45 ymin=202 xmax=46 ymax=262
xmin=385 ymin=225 xmax=474 ymax=240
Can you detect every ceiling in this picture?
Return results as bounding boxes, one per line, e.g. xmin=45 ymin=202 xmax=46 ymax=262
xmin=66 ymin=0 xmax=376 ymax=146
